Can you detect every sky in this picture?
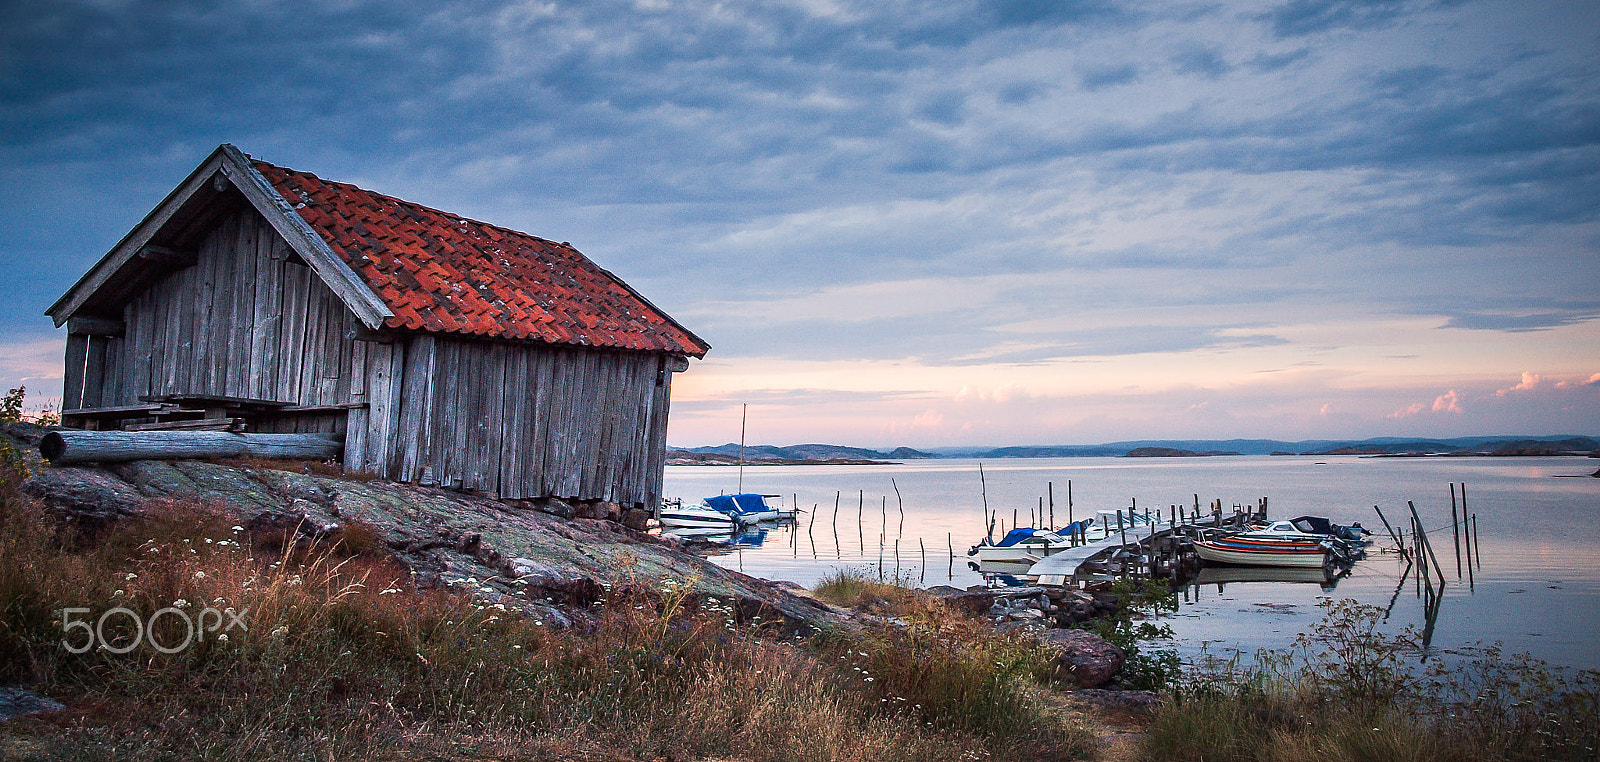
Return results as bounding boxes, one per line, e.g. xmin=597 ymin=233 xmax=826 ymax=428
xmin=1 ymin=0 xmax=1597 ymax=448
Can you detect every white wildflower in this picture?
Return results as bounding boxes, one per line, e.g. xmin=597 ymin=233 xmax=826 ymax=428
xmin=126 ymin=573 xmax=138 ymax=581
xmin=194 ymin=571 xmax=207 ymax=580
xmin=231 ymin=526 xmax=244 ymax=533
xmin=173 ymin=599 xmax=190 ymax=608
xmin=217 ymin=634 xmax=229 ymax=643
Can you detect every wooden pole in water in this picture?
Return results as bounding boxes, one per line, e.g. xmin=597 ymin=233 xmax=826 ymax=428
xmin=1048 ymin=482 xmax=1055 ymax=528
xmin=1408 ymin=501 xmax=1447 ymax=584
xmin=893 ymin=478 xmax=905 ymax=535
xmin=919 ymin=538 xmax=925 ymax=584
xmin=1118 ymin=508 xmax=1128 ymax=576
xmin=1462 ymin=484 xmax=1480 ymax=565
xmin=1464 ymin=513 xmax=1475 ymax=588
xmin=1067 ymin=480 xmax=1075 ymax=545
xmin=1373 ymin=504 xmax=1402 ymax=554
xmin=858 ymin=490 xmax=866 ymax=555
xmin=1472 ymin=513 xmax=1480 ymax=567
xmin=947 ymin=532 xmax=954 ymax=579
xmin=979 ymin=463 xmax=992 ymax=542
xmin=1450 ymin=483 xmax=1462 ymax=578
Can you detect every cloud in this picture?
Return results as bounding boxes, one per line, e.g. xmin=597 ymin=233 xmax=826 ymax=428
xmin=1387 ymin=388 xmax=1464 ymax=419
xmin=0 ymin=337 xmax=65 ymax=396
xmin=1443 ymin=311 xmax=1600 ymax=333
xmin=1260 ymin=0 xmax=1410 ymax=39
xmin=4 ymin=0 xmax=1599 ymax=448
xmin=1079 ymin=63 xmax=1140 ymax=91
xmin=1495 ymin=372 xmax=1543 ymax=396
xmin=1171 ymin=47 xmax=1229 ymax=79
xmin=1387 ymin=401 xmax=1426 ymax=420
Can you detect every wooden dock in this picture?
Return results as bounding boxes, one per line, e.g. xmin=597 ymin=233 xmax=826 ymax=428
xmin=1013 ymin=505 xmax=1243 ymax=587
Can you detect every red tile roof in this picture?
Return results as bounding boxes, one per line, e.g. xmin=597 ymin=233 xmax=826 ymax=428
xmin=252 ymin=159 xmax=709 ymax=357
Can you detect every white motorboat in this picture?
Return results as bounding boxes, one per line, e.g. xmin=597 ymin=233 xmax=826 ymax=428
xmin=659 ymin=502 xmax=738 ymax=529
xmin=967 ymin=527 xmax=1070 ymax=564
xmin=966 ymin=509 xmax=1159 ymax=564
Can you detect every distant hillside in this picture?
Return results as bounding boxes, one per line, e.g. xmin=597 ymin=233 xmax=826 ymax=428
xmin=669 ymin=443 xmax=937 ymax=462
xmin=670 ymin=436 xmax=1599 ymax=461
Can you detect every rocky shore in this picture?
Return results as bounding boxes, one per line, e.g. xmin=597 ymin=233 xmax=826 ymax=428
xmin=5 ymin=421 xmax=1133 ymax=689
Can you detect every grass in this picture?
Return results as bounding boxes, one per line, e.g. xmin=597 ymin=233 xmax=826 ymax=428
xmin=1139 ymin=598 xmax=1600 ymax=762
xmin=0 ymin=451 xmax=1095 ymax=760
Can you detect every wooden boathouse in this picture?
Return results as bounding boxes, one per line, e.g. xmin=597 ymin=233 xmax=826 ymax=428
xmin=46 ymin=144 xmax=709 ymax=509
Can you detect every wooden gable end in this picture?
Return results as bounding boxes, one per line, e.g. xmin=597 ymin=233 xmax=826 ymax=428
xmin=64 ymin=204 xmax=371 ymax=416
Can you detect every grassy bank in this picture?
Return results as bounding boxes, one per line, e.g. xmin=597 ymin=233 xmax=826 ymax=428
xmin=1139 ymin=598 xmax=1600 ymax=762
xmin=0 ymin=448 xmax=1092 ymax=760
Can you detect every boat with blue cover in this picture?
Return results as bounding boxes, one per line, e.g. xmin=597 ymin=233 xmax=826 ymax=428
xmin=701 ymin=493 xmax=796 ymax=523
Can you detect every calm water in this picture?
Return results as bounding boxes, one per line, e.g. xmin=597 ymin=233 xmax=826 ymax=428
xmin=663 ymin=456 xmax=1600 ymax=671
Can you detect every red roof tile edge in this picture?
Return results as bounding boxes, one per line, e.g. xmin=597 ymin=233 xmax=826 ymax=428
xmin=250 ymin=158 xmax=709 ymax=358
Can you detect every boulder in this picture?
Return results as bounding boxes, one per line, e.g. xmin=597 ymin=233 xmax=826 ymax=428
xmin=621 ymin=508 xmax=651 ymax=531
xmin=536 ymin=497 xmax=575 ymax=519
xmin=1040 ymin=629 xmax=1126 ymax=688
xmin=0 ymin=686 xmax=65 ymax=721
xmin=22 ymin=467 xmax=145 ymax=524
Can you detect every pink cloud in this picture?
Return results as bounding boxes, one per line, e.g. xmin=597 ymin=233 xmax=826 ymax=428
xmin=1495 ymin=372 xmax=1544 ymax=397
xmin=1432 ymin=390 xmax=1463 ymax=414
xmin=1588 ymin=373 xmax=1600 ymax=386
xmin=1387 ymin=401 xmax=1427 ymax=420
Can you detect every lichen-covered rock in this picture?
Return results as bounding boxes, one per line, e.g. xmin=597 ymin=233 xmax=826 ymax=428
xmin=21 ymin=466 xmax=145 ymax=524
xmin=1040 ymin=628 xmax=1126 ymax=688
xmin=0 ymin=686 xmax=65 ymax=721
xmin=12 ymin=449 xmax=846 ymax=638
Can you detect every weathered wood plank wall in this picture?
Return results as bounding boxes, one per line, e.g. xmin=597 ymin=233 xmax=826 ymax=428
xmin=368 ymin=335 xmax=671 ymax=507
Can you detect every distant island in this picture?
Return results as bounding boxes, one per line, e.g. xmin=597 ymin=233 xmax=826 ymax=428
xmin=666 ymin=436 xmax=1600 ymax=464
xmin=665 ymin=443 xmax=935 ymax=466
xmin=1123 ymin=447 xmax=1241 ymax=457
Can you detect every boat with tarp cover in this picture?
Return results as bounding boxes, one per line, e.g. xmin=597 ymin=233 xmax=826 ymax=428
xmin=702 ymin=493 xmax=796 ymax=523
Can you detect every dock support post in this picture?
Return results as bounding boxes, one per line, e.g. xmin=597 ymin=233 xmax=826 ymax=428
xmin=1450 ymin=483 xmax=1462 ymax=578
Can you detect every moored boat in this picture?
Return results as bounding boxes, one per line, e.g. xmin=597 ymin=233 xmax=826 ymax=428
xmin=702 ymin=493 xmax=796 ymax=523
xmin=659 ymin=501 xmax=739 ymax=529
xmin=1193 ymin=537 xmax=1331 ymax=568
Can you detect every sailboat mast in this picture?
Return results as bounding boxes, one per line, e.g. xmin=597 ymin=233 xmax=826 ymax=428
xmin=737 ymin=403 xmax=747 ymax=493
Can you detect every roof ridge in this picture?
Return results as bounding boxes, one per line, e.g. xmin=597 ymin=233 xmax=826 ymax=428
xmin=248 ymin=155 xmax=571 ymax=250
